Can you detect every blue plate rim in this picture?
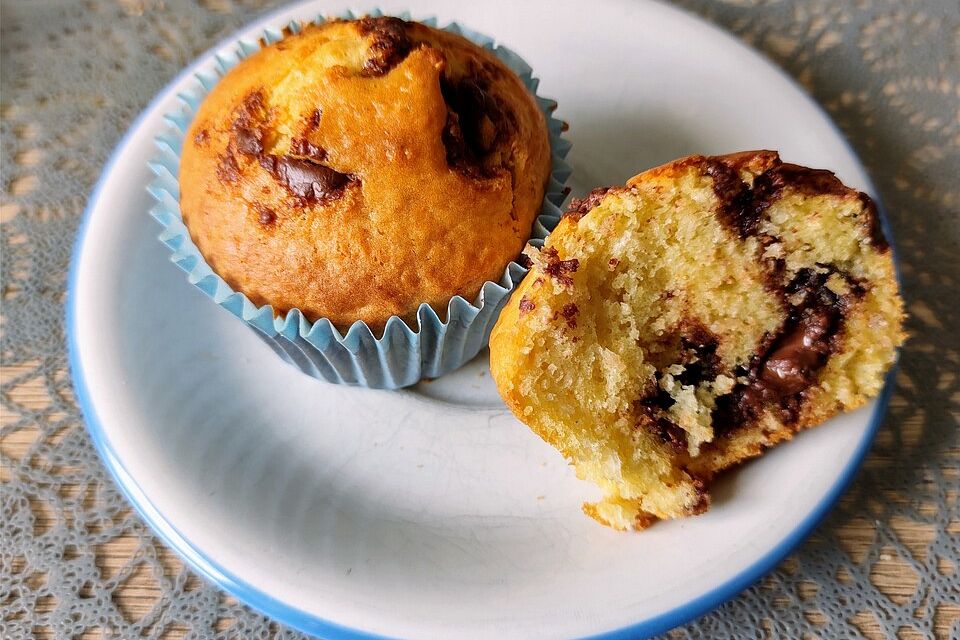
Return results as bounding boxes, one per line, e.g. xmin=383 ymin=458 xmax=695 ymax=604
xmin=66 ymin=0 xmax=899 ymax=638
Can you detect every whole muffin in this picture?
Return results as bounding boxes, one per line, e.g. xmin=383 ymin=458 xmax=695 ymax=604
xmin=490 ymin=151 xmax=905 ymax=530
xmin=179 ymin=17 xmax=551 ymax=330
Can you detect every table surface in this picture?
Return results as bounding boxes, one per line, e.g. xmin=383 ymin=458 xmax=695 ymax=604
xmin=1 ymin=1 xmax=958 ymax=639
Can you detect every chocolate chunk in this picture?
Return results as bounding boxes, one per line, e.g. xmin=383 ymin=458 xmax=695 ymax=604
xmin=289 ymin=137 xmax=328 ymax=162
xmin=230 ymin=90 xmax=268 ymax=157
xmin=235 ymin=126 xmax=264 ymax=156
xmin=676 ymin=323 xmax=722 ymax=386
xmin=564 ymin=187 xmax=620 ymax=221
xmin=261 ymin=155 xmax=354 ymax=204
xmin=440 ymin=75 xmax=510 ymax=179
xmin=711 ymin=383 xmax=767 ymax=430
xmin=216 ymin=151 xmax=240 ymax=183
xmin=559 ymin=303 xmax=579 ymax=329
xmin=518 ymin=296 xmax=535 ymax=315
xmin=357 ymin=16 xmax=413 ymax=76
xmin=541 ymin=247 xmax=579 ymax=286
xmin=636 ymin=391 xmax=687 ymax=454
xmin=255 ymin=205 xmax=276 ymax=225
xmin=304 ymin=109 xmax=322 ymax=132
xmin=224 ymin=90 xmax=355 ymax=204
xmin=641 ymin=387 xmax=675 ymax=413
xmin=760 ymin=306 xmax=835 ymax=395
xmin=712 ymin=268 xmax=844 ymax=433
xmin=648 ymin=417 xmax=688 ymax=454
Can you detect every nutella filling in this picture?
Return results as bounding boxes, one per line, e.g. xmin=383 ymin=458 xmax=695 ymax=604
xmin=636 ymin=323 xmax=722 ymax=452
xmin=705 ymin=159 xmax=884 ymax=249
xmin=712 ymin=268 xmax=846 ymax=432
xmin=563 ymin=187 xmax=622 ymax=222
xmin=704 ymin=160 xmax=758 ymax=238
xmin=675 ymin=324 xmax=722 ymax=387
xmin=289 ymin=137 xmax=328 ymax=162
xmin=440 ymin=74 xmax=511 ymax=179
xmin=258 ymin=155 xmax=353 ymax=204
xmin=540 ymin=247 xmax=579 ymax=286
xmin=221 ymin=90 xmax=357 ymax=204
xmin=647 ymin=415 xmax=689 ymax=454
xmin=760 ymin=306 xmax=835 ymax=395
xmin=356 ymin=16 xmax=413 ymax=76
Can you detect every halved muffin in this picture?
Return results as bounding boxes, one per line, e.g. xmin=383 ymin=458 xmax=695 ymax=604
xmin=489 ymin=151 xmax=905 ymax=530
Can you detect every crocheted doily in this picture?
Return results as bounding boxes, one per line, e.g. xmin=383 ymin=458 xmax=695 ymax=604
xmin=1 ymin=1 xmax=957 ymax=638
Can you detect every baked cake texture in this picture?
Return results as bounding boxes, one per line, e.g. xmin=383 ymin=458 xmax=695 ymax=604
xmin=179 ymin=17 xmax=551 ymax=330
xmin=489 ymin=151 xmax=905 ymax=530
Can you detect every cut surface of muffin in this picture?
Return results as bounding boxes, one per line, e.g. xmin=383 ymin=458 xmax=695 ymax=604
xmin=179 ymin=17 xmax=551 ymax=330
xmin=489 ymin=151 xmax=905 ymax=530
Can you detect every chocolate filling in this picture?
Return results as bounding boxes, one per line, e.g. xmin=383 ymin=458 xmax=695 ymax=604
xmin=704 ymin=160 xmax=758 ymax=238
xmin=764 ymin=163 xmax=849 ymax=198
xmin=235 ymin=126 xmax=264 ymax=156
xmin=705 ymin=160 xmax=872 ymax=243
xmin=647 ymin=416 xmax=689 ymax=454
xmin=637 ymin=391 xmax=688 ymax=454
xmin=303 ymin=108 xmax=322 ymax=132
xmin=564 ymin=187 xmax=621 ymax=222
xmin=216 ymin=151 xmax=240 ymax=183
xmin=357 ymin=16 xmax=413 ymax=76
xmin=222 ymin=90 xmax=357 ymax=205
xmin=289 ymin=137 xmax=328 ymax=162
xmin=712 ymin=268 xmax=846 ymax=432
xmin=258 ymin=155 xmax=353 ymax=204
xmin=541 ymin=247 xmax=579 ymax=286
xmin=255 ymin=205 xmax=276 ymax=225
xmin=440 ymin=74 xmax=511 ymax=179
xmin=636 ymin=323 xmax=722 ymax=453
xmin=675 ymin=324 xmax=722 ymax=387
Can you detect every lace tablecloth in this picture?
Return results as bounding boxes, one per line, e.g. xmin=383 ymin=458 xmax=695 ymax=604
xmin=1 ymin=1 xmax=958 ymax=638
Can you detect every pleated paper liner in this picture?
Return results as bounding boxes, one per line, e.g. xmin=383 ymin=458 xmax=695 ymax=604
xmin=148 ymin=10 xmax=571 ymax=389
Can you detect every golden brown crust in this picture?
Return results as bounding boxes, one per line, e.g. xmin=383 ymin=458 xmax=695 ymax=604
xmin=179 ymin=17 xmax=551 ymax=330
xmin=490 ymin=150 xmax=905 ymax=530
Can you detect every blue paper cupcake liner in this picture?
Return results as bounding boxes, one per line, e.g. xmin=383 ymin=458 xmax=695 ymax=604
xmin=147 ymin=9 xmax=571 ymax=389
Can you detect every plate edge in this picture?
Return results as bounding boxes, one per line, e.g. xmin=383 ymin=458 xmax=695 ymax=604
xmin=66 ymin=0 xmax=899 ymax=638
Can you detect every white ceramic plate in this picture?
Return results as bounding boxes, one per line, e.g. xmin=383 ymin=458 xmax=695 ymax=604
xmin=69 ymin=1 xmax=893 ymax=638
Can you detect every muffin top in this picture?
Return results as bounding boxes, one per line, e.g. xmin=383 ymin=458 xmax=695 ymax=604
xmin=179 ymin=17 xmax=551 ymax=330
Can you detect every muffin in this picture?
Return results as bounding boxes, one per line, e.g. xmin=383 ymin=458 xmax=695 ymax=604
xmin=489 ymin=151 xmax=905 ymax=530
xmin=178 ymin=16 xmax=552 ymax=331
